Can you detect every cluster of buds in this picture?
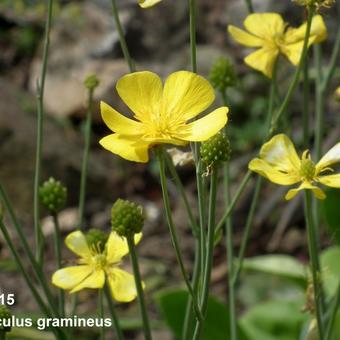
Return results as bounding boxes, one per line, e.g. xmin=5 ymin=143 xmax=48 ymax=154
xmin=200 ymin=132 xmax=231 ymax=170
xmin=209 ymin=57 xmax=237 ymax=93
xmin=111 ymin=199 xmax=144 ymax=237
xmin=292 ymin=0 xmax=335 ymax=10
xmin=39 ymin=177 xmax=67 ymax=214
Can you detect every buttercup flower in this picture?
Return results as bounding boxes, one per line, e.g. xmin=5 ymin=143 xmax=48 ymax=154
xmin=228 ymin=13 xmax=327 ymax=78
xmin=248 ymin=134 xmax=340 ymax=200
xmin=52 ymin=230 xmax=142 ymax=302
xmin=138 ymin=0 xmax=162 ymax=8
xmin=99 ymin=71 xmax=229 ymax=162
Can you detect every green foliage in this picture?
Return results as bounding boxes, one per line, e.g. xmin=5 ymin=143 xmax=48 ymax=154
xmin=320 ymin=246 xmax=340 ymax=297
xmin=155 ymin=288 xmax=247 ymax=340
xmin=239 ymin=299 xmax=308 ymax=340
xmin=321 ymin=189 xmax=340 ymax=245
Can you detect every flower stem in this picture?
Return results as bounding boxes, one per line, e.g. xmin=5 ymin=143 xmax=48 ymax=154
xmin=52 ymin=213 xmax=65 ymax=317
xmin=193 ymin=167 xmax=218 ymax=340
xmin=324 ymin=282 xmax=340 ymax=340
xmin=98 ymin=289 xmax=105 ymax=340
xmin=104 ymin=282 xmax=124 ymax=340
xmin=126 ymin=234 xmax=152 ymax=340
xmin=164 ymin=152 xmax=199 ymax=234
xmin=244 ymin=0 xmax=254 ymax=13
xmin=302 ymin=57 xmax=310 ymax=147
xmin=304 ymin=191 xmax=325 ymax=340
xmin=110 ymin=0 xmax=135 ymax=72
xmin=189 ymin=0 xmax=197 ymax=73
xmin=215 ymin=170 xmax=252 ymax=237
xmin=157 ymin=148 xmax=203 ymax=322
xmin=270 ymin=7 xmax=315 ymax=135
xmin=0 ymin=184 xmax=60 ymax=319
xmin=34 ymin=0 xmax=53 ymax=263
xmin=78 ymin=86 xmax=94 ymax=229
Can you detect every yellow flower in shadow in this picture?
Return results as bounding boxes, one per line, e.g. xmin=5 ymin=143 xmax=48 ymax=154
xmin=99 ymin=71 xmax=229 ymax=162
xmin=228 ymin=13 xmax=327 ymax=78
xmin=52 ymin=231 xmax=142 ymax=302
xmin=249 ymin=134 xmax=340 ymax=200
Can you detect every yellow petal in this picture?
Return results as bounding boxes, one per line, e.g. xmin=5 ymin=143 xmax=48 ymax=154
xmin=175 ymin=107 xmax=228 ymax=142
xmin=244 ymin=13 xmax=285 ymax=40
xmin=244 ymin=46 xmax=279 ymax=78
xmin=162 ymin=71 xmax=215 ymax=121
xmin=249 ymin=158 xmax=300 ymax=185
xmin=228 ymin=25 xmax=263 ymax=47
xmin=70 ymin=270 xmax=105 ymax=293
xmin=138 ymin=0 xmax=162 ymax=8
xmin=101 ymin=101 xmax=143 ymax=135
xmin=282 ymin=16 xmax=327 ymax=65
xmin=52 ymin=265 xmax=93 ymax=290
xmin=259 ymin=134 xmax=301 ymax=173
xmin=316 ymin=143 xmax=340 ymax=173
xmin=99 ymin=134 xmax=150 ymax=163
xmin=116 ymin=71 xmax=162 ymax=122
xmin=285 ymin=182 xmax=326 ymax=200
xmin=318 ymin=174 xmax=340 ymax=188
xmin=65 ymin=231 xmax=91 ymax=259
xmin=108 ymin=268 xmax=143 ymax=302
xmin=106 ymin=232 xmax=142 ymax=264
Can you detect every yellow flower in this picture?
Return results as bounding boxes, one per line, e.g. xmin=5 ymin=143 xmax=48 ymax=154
xmin=99 ymin=71 xmax=229 ymax=162
xmin=52 ymin=231 xmax=142 ymax=302
xmin=228 ymin=13 xmax=327 ymax=78
xmin=248 ymin=134 xmax=340 ymax=200
xmin=138 ymin=0 xmax=162 ymax=8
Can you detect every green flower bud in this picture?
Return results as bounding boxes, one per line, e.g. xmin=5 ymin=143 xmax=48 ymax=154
xmin=0 ymin=304 xmax=12 ymax=332
xmin=209 ymin=57 xmax=237 ymax=92
xmin=39 ymin=177 xmax=67 ymax=214
xmin=84 ymin=74 xmax=100 ymax=90
xmin=200 ymin=132 xmax=231 ymax=167
xmin=111 ymin=199 xmax=144 ymax=237
xmin=86 ymin=229 xmax=108 ymax=253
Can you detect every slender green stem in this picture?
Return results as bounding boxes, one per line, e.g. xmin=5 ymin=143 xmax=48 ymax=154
xmin=304 ymin=191 xmax=324 ymax=340
xmin=0 ymin=184 xmax=60 ymax=318
xmin=233 ymin=177 xmax=262 ymax=284
xmin=99 ymin=290 xmax=105 ymax=340
xmin=78 ymin=88 xmax=94 ymax=229
xmin=244 ymin=0 xmax=254 ymax=13
xmin=182 ymin=240 xmax=201 ymax=340
xmin=193 ymin=167 xmax=218 ymax=340
xmin=157 ymin=148 xmax=203 ymax=322
xmin=52 ymin=213 xmax=65 ymax=317
xmin=322 ymin=26 xmax=340 ymax=91
xmin=104 ymin=283 xmax=124 ymax=340
xmin=0 ymin=219 xmax=66 ymax=339
xmin=189 ymin=0 xmax=197 ymax=73
xmin=110 ymin=0 xmax=135 ymax=72
xmin=127 ymin=235 xmax=152 ymax=340
xmin=164 ymin=153 xmax=199 ymax=234
xmin=270 ymin=7 xmax=315 ymax=135
xmin=215 ymin=170 xmax=252 ymax=237
xmin=302 ymin=57 xmax=310 ymax=147
xmin=325 ymin=282 xmax=340 ymax=340
xmin=34 ymin=0 xmax=53 ymax=263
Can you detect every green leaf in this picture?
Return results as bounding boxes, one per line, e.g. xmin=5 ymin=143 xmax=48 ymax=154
xmin=320 ymin=246 xmax=340 ymax=297
xmin=321 ymin=189 xmax=340 ymax=245
xmin=241 ymin=255 xmax=307 ymax=284
xmin=155 ymin=288 xmax=247 ymax=340
xmin=239 ymin=299 xmax=308 ymax=340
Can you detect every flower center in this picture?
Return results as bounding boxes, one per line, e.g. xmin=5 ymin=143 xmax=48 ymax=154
xmin=300 ymin=158 xmax=316 ymax=181
xmin=92 ymin=254 xmax=107 ymax=270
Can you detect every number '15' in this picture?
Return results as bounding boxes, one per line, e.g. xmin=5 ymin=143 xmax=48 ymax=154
xmin=0 ymin=293 xmax=15 ymax=305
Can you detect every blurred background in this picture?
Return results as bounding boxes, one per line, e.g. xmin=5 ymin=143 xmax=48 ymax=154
xmin=0 ymin=0 xmax=339 ymax=339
